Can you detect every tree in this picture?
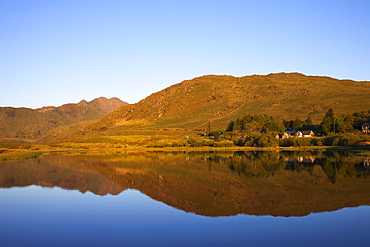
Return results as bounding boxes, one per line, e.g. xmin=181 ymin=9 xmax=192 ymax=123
xmin=233 ymin=118 xmax=242 ymax=131
xmin=334 ymin=114 xmax=354 ymax=133
xmin=242 ymin=114 xmax=253 ymax=123
xmin=213 ymin=131 xmax=220 ymax=141
xmin=293 ymin=118 xmax=302 ymax=129
xmin=321 ymin=108 xmax=335 ymax=134
xmin=283 ymin=120 xmax=294 ymax=129
xmin=226 ymin=121 xmax=234 ymax=132
xmin=325 ymin=108 xmax=335 ymax=119
xmin=321 ymin=116 xmax=334 ymax=134
xmin=262 ymin=120 xmax=285 ymax=134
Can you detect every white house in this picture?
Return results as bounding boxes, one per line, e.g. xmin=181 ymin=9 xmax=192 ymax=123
xmin=296 ymin=130 xmax=315 ymax=138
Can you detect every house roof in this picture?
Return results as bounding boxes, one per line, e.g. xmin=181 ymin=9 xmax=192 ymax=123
xmin=298 ymin=130 xmax=314 ymax=135
xmin=285 ymin=129 xmax=297 ymax=134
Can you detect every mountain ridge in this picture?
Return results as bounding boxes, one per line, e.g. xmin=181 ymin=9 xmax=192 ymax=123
xmin=4 ymin=72 xmax=370 ymax=143
xmin=38 ymin=72 xmax=370 ymax=143
xmin=0 ymin=97 xmax=128 ymax=141
xmin=85 ymin=73 xmax=370 ymax=134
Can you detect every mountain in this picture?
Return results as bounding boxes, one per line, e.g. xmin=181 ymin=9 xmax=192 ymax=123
xmin=45 ymin=73 xmax=370 ymax=142
xmin=0 ymin=97 xmax=128 ymax=141
xmin=93 ymin=73 xmax=370 ymax=130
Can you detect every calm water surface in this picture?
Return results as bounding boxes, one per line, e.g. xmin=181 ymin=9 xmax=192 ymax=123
xmin=0 ymin=151 xmax=369 ymax=247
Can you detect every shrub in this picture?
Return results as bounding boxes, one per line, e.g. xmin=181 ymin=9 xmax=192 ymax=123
xmin=279 ymin=138 xmax=295 ymax=147
xmin=202 ymin=139 xmax=216 ymax=147
xmin=171 ymin=140 xmax=188 ymax=147
xmin=235 ymin=138 xmax=246 ymax=147
xmin=21 ymin=144 xmax=32 ymax=149
xmin=338 ymin=133 xmax=362 ymax=146
xmin=310 ymin=139 xmax=323 ymax=146
xmin=0 ymin=143 xmax=20 ymax=149
xmin=240 ymin=132 xmax=263 ymax=147
xmin=213 ymin=140 xmax=234 ymax=147
xmin=148 ymin=140 xmax=174 ymax=148
xmin=254 ymin=135 xmax=278 ymax=147
xmin=187 ymin=138 xmax=204 ymax=147
xmin=293 ymin=138 xmax=311 ymax=147
xmin=323 ymin=133 xmax=365 ymax=146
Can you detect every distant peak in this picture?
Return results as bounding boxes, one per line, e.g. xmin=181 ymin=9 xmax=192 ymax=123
xmin=93 ymin=97 xmax=108 ymax=101
xmin=109 ymin=97 xmax=121 ymax=101
xmin=267 ymin=72 xmax=306 ymax=77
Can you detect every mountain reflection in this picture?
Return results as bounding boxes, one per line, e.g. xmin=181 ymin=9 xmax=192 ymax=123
xmin=0 ymin=151 xmax=369 ymax=217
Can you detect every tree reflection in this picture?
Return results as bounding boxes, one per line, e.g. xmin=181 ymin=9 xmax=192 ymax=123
xmin=214 ymin=151 xmax=370 ymax=183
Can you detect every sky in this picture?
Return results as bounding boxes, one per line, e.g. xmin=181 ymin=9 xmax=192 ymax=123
xmin=1 ymin=0 xmax=370 ymax=109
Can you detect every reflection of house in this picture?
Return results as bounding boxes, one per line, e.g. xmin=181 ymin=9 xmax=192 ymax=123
xmin=296 ymin=130 xmax=315 ymax=138
xmin=364 ymin=158 xmax=370 ymax=169
xmin=298 ymin=157 xmax=315 ymax=163
xmin=362 ymin=123 xmax=370 ymax=134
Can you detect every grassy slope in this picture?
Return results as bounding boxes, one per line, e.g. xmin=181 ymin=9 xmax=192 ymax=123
xmin=41 ymin=73 xmax=370 ymax=142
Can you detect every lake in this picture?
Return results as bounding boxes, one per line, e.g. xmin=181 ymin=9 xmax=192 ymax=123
xmin=0 ymin=150 xmax=370 ymax=246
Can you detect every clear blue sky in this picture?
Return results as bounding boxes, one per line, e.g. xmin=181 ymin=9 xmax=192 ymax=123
xmin=1 ymin=0 xmax=370 ymax=108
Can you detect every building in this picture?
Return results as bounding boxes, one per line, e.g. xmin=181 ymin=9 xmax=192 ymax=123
xmin=296 ymin=130 xmax=315 ymax=138
xmin=277 ymin=132 xmax=290 ymax=139
xmin=285 ymin=129 xmax=297 ymax=137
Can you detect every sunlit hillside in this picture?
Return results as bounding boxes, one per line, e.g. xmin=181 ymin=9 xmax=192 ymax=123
xmin=41 ymin=73 xmax=370 ymax=142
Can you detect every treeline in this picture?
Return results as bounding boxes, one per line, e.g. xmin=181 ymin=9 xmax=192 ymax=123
xmin=226 ymin=114 xmax=285 ymax=134
xmin=148 ymin=109 xmax=370 ymax=148
xmin=207 ymin=109 xmax=370 ymax=147
xmin=226 ymin=109 xmax=370 ymax=135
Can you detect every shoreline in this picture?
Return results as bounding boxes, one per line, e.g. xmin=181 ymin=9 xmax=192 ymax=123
xmin=1 ymin=145 xmax=370 ymax=161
